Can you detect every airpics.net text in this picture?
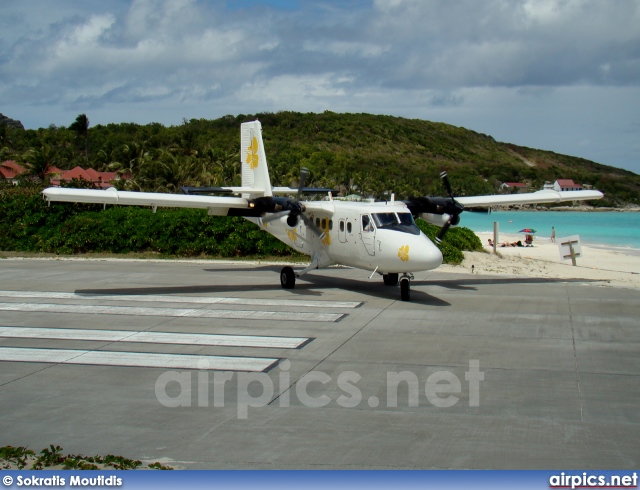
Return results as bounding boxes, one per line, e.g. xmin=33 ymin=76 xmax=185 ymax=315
xmin=155 ymin=359 xmax=484 ymax=419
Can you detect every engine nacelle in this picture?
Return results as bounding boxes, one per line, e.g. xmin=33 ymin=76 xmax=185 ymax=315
xmin=419 ymin=213 xmax=459 ymax=228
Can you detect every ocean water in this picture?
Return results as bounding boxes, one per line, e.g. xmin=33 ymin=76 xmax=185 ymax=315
xmin=458 ymin=211 xmax=640 ymax=250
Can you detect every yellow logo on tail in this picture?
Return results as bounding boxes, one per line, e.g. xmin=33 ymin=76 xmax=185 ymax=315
xmin=398 ymin=245 xmax=410 ymax=262
xmin=246 ymin=136 xmax=259 ymax=169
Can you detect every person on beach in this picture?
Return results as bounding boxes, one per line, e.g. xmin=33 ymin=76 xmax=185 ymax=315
xmin=551 ymin=226 xmax=556 ymax=243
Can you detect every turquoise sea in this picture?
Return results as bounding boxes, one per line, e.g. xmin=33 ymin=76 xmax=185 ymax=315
xmin=458 ymin=211 xmax=640 ymax=250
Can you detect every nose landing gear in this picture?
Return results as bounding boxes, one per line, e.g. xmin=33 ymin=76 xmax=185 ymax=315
xmin=399 ymin=273 xmax=414 ymax=301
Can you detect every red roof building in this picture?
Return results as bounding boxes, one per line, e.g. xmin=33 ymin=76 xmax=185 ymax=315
xmin=2 ymin=161 xmax=120 ymax=187
xmin=50 ymin=166 xmax=121 ymax=188
xmin=500 ymin=182 xmax=528 ymax=193
xmin=0 ymin=160 xmax=27 ymax=182
xmin=554 ymin=179 xmax=583 ymax=192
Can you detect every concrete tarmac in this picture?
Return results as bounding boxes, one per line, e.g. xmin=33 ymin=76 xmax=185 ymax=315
xmin=0 ymin=258 xmax=639 ymax=469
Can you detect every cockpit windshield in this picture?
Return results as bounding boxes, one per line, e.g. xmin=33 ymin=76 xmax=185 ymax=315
xmin=372 ymin=212 xmax=420 ymax=235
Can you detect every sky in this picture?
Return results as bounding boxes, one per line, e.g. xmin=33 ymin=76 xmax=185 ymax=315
xmin=1 ymin=0 xmax=639 ymax=174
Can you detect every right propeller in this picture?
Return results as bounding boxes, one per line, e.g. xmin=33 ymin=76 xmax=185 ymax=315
xmin=435 ymin=171 xmax=464 ymax=243
xmin=403 ymin=171 xmax=465 ymax=244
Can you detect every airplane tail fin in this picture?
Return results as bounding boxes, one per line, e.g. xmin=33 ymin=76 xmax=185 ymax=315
xmin=240 ymin=120 xmax=272 ymax=199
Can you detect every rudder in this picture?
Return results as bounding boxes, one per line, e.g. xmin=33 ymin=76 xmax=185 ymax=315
xmin=240 ymin=120 xmax=272 ymax=198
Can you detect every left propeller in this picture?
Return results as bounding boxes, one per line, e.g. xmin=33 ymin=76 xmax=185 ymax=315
xmin=250 ymin=167 xmax=325 ymax=238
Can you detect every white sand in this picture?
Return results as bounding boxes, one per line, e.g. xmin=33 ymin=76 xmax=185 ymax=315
xmin=439 ymin=232 xmax=640 ymax=289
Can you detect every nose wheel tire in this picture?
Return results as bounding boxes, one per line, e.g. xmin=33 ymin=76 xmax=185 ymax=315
xmin=400 ymin=277 xmax=410 ymax=301
xmin=383 ymin=273 xmax=399 ymax=286
xmin=280 ymin=266 xmax=296 ymax=289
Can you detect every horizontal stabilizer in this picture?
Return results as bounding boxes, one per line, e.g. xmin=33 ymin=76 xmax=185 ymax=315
xmin=272 ymin=186 xmax=339 ymax=195
xmin=181 ymin=186 xmax=234 ymax=194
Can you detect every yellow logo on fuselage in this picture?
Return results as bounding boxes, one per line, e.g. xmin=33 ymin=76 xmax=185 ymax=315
xmin=321 ymin=219 xmax=331 ymax=246
xmin=246 ymin=136 xmax=259 ymax=169
xmin=287 ymin=229 xmax=297 ymax=242
xmin=398 ymin=245 xmax=410 ymax=262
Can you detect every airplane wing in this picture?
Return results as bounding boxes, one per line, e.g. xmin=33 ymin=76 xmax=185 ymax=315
xmin=41 ymin=187 xmax=259 ymax=217
xmin=299 ymin=201 xmax=337 ymax=214
xmin=455 ymin=189 xmax=604 ymax=207
xmin=41 ymin=187 xmax=338 ymax=219
xmin=405 ymin=185 xmax=604 ymax=242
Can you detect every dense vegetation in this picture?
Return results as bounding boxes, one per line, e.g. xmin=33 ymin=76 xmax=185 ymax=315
xmin=0 ymin=185 xmax=480 ymax=264
xmin=2 ymin=111 xmax=638 ymax=205
xmin=1 ymin=110 xmax=632 ymax=264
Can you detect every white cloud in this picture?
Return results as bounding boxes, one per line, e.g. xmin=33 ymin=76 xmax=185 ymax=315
xmin=0 ymin=0 xmax=639 ymax=173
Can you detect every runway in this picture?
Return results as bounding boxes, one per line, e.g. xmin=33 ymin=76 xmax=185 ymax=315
xmin=0 ymin=258 xmax=639 ymax=469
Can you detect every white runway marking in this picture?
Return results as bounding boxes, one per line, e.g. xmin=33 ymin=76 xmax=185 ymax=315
xmin=0 ymin=290 xmax=362 ymax=309
xmin=0 ymin=347 xmax=277 ymax=371
xmin=0 ymin=326 xmax=311 ymax=349
xmin=0 ymin=302 xmax=344 ymax=322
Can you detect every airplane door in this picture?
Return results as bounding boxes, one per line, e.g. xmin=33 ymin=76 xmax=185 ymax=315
xmin=360 ymin=214 xmax=375 ymax=256
xmin=338 ymin=219 xmax=347 ymax=243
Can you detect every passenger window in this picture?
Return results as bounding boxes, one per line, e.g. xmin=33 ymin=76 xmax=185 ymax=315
xmin=347 ymin=222 xmax=352 ymax=234
xmin=321 ymin=218 xmax=326 ymax=229
xmin=329 ymin=220 xmax=333 ymax=230
xmin=340 ymin=221 xmax=344 ymax=232
xmin=316 ymin=218 xmax=320 ymax=227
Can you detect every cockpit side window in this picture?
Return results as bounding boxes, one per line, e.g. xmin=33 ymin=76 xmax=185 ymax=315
xmin=362 ymin=214 xmax=374 ymax=232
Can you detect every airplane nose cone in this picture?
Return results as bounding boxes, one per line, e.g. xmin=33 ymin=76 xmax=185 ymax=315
xmin=377 ymin=230 xmax=443 ymax=272
xmin=413 ymin=235 xmax=443 ymax=270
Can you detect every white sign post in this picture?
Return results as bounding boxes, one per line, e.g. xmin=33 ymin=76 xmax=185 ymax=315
xmin=558 ymin=235 xmax=582 ymax=266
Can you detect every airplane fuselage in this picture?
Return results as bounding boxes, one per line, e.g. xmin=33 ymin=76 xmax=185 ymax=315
xmin=248 ymin=200 xmax=443 ymax=274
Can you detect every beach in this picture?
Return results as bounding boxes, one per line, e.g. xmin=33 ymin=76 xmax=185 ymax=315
xmin=440 ymin=232 xmax=640 ymax=289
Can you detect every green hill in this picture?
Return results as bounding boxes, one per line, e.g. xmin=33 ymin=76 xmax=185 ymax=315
xmin=2 ymin=111 xmax=638 ymax=205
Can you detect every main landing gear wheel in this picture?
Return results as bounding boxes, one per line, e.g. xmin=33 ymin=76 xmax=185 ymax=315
xmin=400 ymin=277 xmax=410 ymax=301
xmin=280 ymin=266 xmax=296 ymax=289
xmin=383 ymin=273 xmax=399 ymax=286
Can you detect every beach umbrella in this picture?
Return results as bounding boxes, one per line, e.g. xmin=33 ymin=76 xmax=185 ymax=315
xmin=518 ymin=228 xmax=537 ymax=234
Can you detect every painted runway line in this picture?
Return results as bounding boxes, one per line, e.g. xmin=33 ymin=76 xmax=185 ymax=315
xmin=0 ymin=347 xmax=278 ymax=371
xmin=0 ymin=326 xmax=311 ymax=349
xmin=0 ymin=291 xmax=362 ymax=309
xmin=0 ymin=302 xmax=344 ymax=322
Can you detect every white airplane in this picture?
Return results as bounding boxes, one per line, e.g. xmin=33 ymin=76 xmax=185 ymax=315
xmin=42 ymin=120 xmax=604 ymax=301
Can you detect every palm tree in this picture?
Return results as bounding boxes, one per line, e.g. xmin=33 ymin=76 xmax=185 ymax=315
xmin=153 ymin=150 xmax=198 ymax=192
xmin=24 ymin=144 xmax=57 ymax=182
xmin=108 ymin=141 xmax=152 ymax=190
xmin=0 ymin=124 xmax=12 ymax=149
xmin=199 ymin=146 xmax=239 ymax=186
xmin=69 ymin=114 xmax=90 ymax=162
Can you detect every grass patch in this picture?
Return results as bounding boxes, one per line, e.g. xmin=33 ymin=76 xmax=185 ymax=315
xmin=1 ymin=445 xmax=173 ymax=470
